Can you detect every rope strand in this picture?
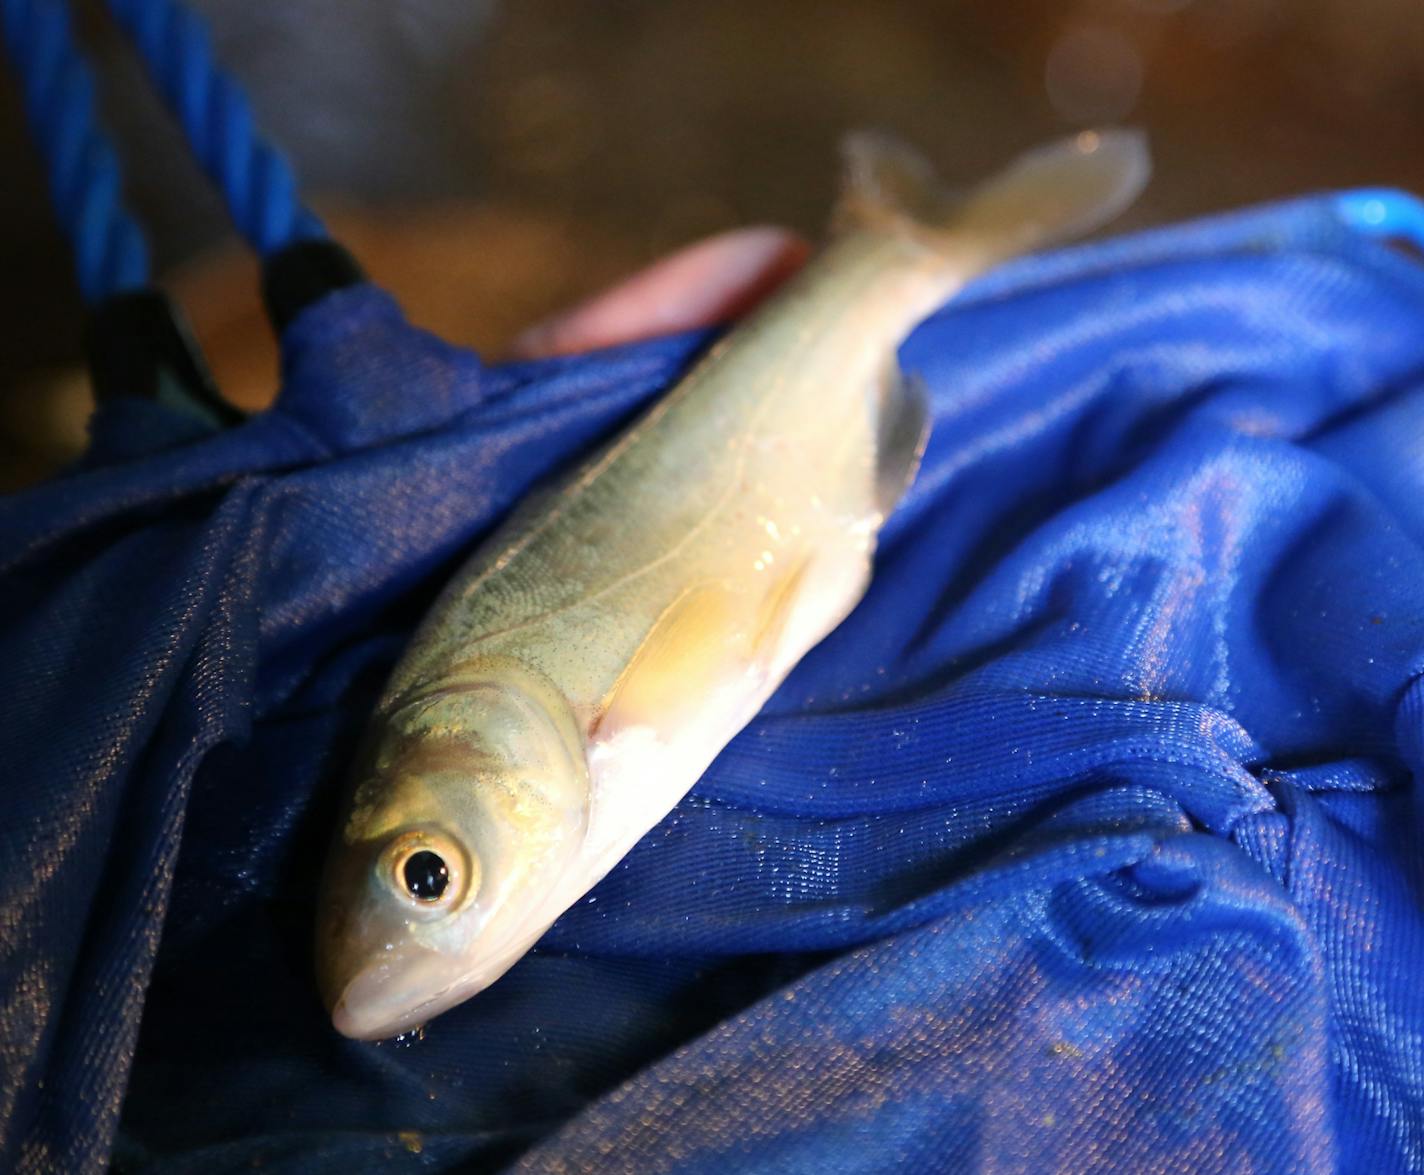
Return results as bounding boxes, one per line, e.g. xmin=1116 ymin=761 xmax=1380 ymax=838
xmin=0 ymin=0 xmax=149 ymax=302
xmin=105 ymin=0 xmax=325 ymax=256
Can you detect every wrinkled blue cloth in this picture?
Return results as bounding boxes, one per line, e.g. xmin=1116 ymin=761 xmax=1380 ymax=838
xmin=4 ymin=194 xmax=1424 ymax=1174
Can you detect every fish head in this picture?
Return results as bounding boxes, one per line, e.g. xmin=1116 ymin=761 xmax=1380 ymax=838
xmin=316 ymin=663 xmax=590 ymax=1040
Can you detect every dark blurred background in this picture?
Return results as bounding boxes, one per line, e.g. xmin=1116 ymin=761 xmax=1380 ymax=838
xmin=4 ymin=0 xmax=1424 ymax=485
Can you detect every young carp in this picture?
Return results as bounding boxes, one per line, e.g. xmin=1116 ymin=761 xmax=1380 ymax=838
xmin=316 ymin=129 xmax=1151 ymax=1039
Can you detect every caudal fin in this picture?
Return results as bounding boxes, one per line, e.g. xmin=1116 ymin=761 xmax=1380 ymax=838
xmin=835 ymin=128 xmax=1150 ymax=264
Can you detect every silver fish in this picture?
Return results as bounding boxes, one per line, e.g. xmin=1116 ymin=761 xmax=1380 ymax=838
xmin=316 ymin=129 xmax=1150 ymax=1039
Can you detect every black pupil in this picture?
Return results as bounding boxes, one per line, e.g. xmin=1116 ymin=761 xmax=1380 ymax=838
xmin=403 ymin=850 xmax=449 ymax=901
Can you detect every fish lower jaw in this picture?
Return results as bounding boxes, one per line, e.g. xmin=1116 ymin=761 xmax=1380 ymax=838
xmin=331 ymin=906 xmax=572 ymax=1041
xmin=332 ymin=963 xmax=506 ymax=1041
xmin=332 ymin=989 xmax=451 ymax=1042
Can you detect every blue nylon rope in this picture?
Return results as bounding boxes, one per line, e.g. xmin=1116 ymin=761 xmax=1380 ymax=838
xmin=104 ymin=0 xmax=325 ymax=257
xmin=0 ymin=0 xmax=149 ymax=302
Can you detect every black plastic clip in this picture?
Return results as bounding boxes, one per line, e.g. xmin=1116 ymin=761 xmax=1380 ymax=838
xmin=84 ymin=289 xmax=243 ymax=428
xmin=261 ymin=238 xmax=366 ymax=335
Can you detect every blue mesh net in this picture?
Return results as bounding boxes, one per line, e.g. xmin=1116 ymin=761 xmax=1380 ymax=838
xmin=4 ymin=194 xmax=1424 ymax=1172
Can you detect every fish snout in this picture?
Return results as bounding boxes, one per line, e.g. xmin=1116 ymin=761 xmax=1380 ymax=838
xmin=313 ymin=886 xmax=442 ymax=1040
xmin=329 ymin=956 xmax=424 ymax=1041
xmin=314 ymin=825 xmax=476 ymax=1038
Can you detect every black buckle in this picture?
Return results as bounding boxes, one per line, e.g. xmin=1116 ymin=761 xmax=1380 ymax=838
xmin=83 ymin=289 xmax=242 ymax=428
xmin=261 ymin=239 xmax=366 ymax=335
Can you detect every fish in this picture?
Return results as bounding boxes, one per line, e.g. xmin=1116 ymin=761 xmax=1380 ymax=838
xmin=315 ymin=128 xmax=1151 ymax=1040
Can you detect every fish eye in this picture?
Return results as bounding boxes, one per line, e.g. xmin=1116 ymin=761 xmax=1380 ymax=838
xmin=380 ymin=829 xmax=474 ymax=913
xmin=403 ymin=850 xmax=449 ymax=901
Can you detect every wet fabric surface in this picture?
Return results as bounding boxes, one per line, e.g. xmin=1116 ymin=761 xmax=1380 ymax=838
xmin=4 ymin=197 xmax=1424 ymax=1172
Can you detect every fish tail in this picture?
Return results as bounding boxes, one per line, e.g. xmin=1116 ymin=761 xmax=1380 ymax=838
xmin=834 ymin=128 xmax=1150 ymax=263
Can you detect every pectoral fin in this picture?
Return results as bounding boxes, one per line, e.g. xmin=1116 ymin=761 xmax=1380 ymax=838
xmin=594 ymin=563 xmax=813 ymax=743
xmin=876 ymin=369 xmax=931 ymax=517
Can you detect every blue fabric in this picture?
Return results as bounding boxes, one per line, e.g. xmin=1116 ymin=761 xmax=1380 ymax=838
xmin=4 ymin=194 xmax=1424 ymax=1174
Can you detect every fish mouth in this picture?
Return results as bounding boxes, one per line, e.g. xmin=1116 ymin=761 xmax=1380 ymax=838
xmin=326 ymin=916 xmax=556 ymax=1039
xmin=331 ymin=984 xmax=456 ymax=1041
xmin=330 ymin=963 xmax=478 ymax=1041
xmin=320 ymin=866 xmax=580 ymax=1040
